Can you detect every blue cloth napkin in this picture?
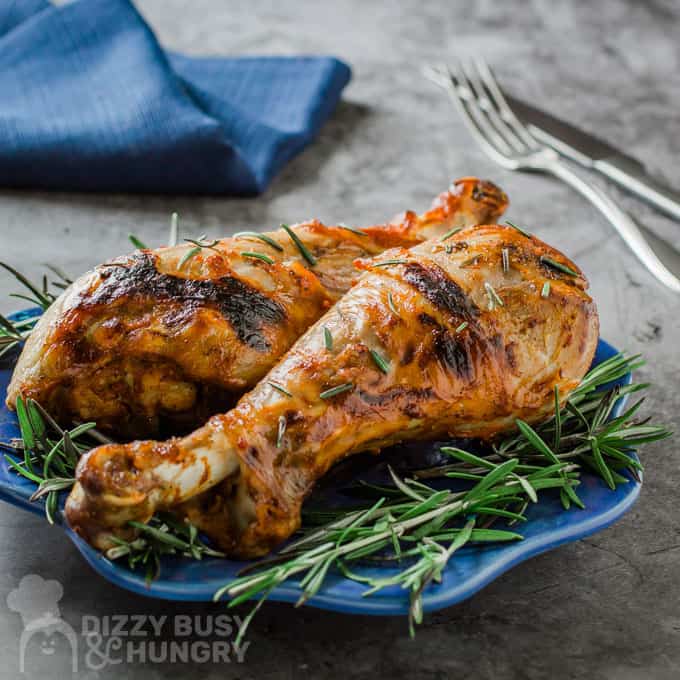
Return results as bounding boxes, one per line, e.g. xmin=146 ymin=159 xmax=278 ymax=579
xmin=0 ymin=0 xmax=351 ymax=195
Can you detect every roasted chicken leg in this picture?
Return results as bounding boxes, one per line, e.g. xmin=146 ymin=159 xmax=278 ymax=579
xmin=7 ymin=178 xmax=506 ymax=438
xmin=66 ymin=224 xmax=599 ymax=557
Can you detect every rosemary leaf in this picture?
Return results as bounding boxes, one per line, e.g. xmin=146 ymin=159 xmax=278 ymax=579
xmin=241 ymin=251 xmax=275 ymax=265
xmin=128 ymin=234 xmax=148 ymax=250
xmin=268 ymin=381 xmax=293 ymax=398
xmin=281 ymin=224 xmax=316 ymax=266
xmin=505 ymin=220 xmax=532 ymax=238
xmin=540 ymin=256 xmax=579 ymax=277
xmin=319 ymin=383 xmax=354 ymax=400
xmin=374 ymin=259 xmax=408 ymax=268
xmin=276 ymin=415 xmax=287 ymax=448
xmin=441 ymin=227 xmax=462 ymax=241
xmin=323 ymin=326 xmax=333 ymax=351
xmin=369 ymin=349 xmax=390 ymax=374
xmin=234 ymin=231 xmax=284 ymax=252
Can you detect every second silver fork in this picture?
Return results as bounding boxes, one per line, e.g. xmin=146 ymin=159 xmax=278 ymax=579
xmin=426 ymin=60 xmax=680 ymax=294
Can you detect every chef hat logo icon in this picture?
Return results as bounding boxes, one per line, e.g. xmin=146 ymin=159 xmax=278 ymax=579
xmin=7 ymin=574 xmax=78 ymax=673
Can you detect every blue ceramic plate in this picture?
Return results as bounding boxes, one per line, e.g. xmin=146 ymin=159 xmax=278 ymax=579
xmin=0 ymin=313 xmax=636 ymax=614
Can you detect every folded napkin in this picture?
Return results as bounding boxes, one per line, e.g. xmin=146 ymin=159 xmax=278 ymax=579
xmin=0 ymin=0 xmax=351 ymax=194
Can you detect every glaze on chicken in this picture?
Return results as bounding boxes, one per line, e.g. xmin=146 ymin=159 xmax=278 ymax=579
xmin=7 ymin=178 xmax=506 ymax=438
xmin=66 ymin=224 xmax=599 ymax=557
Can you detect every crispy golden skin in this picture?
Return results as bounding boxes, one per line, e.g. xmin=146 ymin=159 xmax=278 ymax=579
xmin=66 ymin=225 xmax=599 ymax=557
xmin=7 ymin=178 xmax=506 ymax=438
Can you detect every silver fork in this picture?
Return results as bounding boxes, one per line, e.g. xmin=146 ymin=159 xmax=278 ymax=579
xmin=425 ymin=60 xmax=680 ymax=294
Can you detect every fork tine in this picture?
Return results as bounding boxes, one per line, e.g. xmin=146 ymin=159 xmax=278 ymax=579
xmin=448 ymin=62 xmax=515 ymax=159
xmin=460 ymin=60 xmax=528 ymax=154
xmin=439 ymin=67 xmax=503 ymax=162
xmin=473 ymin=58 xmax=540 ymax=150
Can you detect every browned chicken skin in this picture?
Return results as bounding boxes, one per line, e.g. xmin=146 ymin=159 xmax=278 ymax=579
xmin=7 ymin=178 xmax=507 ymax=438
xmin=66 ymin=225 xmax=599 ymax=557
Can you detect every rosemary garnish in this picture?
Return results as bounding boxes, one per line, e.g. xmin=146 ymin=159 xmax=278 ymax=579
xmin=233 ymin=231 xmax=284 ymax=252
xmin=0 ymin=261 xmax=55 ymax=310
xmin=455 ymin=321 xmax=468 ymax=333
xmin=505 ymin=220 xmax=532 ymax=238
xmin=169 ymin=213 xmax=179 ymax=246
xmin=0 ymin=267 xmax=671 ymax=644
xmin=323 ymin=326 xmax=333 ymax=351
xmin=281 ymin=224 xmax=316 ymax=266
xmin=179 ymin=235 xmax=222 ymax=268
xmin=541 ymin=281 xmax=551 ymax=298
xmin=241 ymin=252 xmax=275 ymax=265
xmin=484 ymin=282 xmax=504 ymax=310
xmin=501 ymin=247 xmax=510 ymax=273
xmin=276 ymin=415 xmax=287 ymax=448
xmin=369 ymin=349 xmax=390 ymax=374
xmin=459 ymin=255 xmax=479 ymax=269
xmin=441 ymin=227 xmax=462 ymax=241
xmin=319 ymin=383 xmax=354 ymax=399
xmin=1 ymin=397 xmax=99 ymax=524
xmin=3 ymin=394 xmax=221 ymax=577
xmin=337 ymin=223 xmax=367 ymax=237
xmin=374 ymin=259 xmax=408 ymax=268
xmin=540 ymin=256 xmax=578 ymax=277
xmin=387 ymin=291 xmax=399 ymax=317
xmin=107 ymin=514 xmax=224 ymax=584
xmin=44 ymin=264 xmax=73 ymax=290
xmin=128 ymin=234 xmax=148 ymax=250
xmin=215 ymin=352 xmax=669 ymax=644
xmin=268 ymin=381 xmax=293 ymax=398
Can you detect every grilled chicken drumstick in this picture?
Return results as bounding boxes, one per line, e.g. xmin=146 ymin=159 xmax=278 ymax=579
xmin=7 ymin=178 xmax=506 ymax=438
xmin=66 ymin=224 xmax=599 ymax=557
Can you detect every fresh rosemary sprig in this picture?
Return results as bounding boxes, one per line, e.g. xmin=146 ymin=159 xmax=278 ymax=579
xmin=374 ymin=259 xmax=408 ymax=268
xmin=106 ymin=514 xmax=224 ymax=584
xmin=214 ymin=352 xmax=669 ymax=644
xmin=179 ymin=235 xmax=222 ymax=268
xmin=387 ymin=291 xmax=399 ymax=317
xmin=0 ymin=261 xmax=57 ymax=310
xmin=3 ymin=395 xmax=222 ymax=578
xmin=281 ymin=224 xmax=316 ymax=266
xmin=0 ymin=397 xmax=101 ymax=524
xmin=369 ymin=348 xmax=390 ymax=374
xmin=323 ymin=326 xmax=333 ymax=351
xmin=501 ymin=247 xmax=510 ymax=273
xmin=215 ymin=459 xmax=574 ymax=644
xmin=441 ymin=227 xmax=462 ymax=241
xmin=268 ymin=381 xmax=293 ymax=398
xmin=233 ymin=231 xmax=284 ymax=252
xmin=128 ymin=233 xmax=148 ymax=250
xmin=484 ymin=281 xmax=504 ymax=310
xmin=169 ymin=213 xmax=179 ymax=247
xmin=276 ymin=415 xmax=287 ymax=448
xmin=337 ymin=223 xmax=367 ymax=237
xmin=319 ymin=383 xmax=354 ymax=399
xmin=540 ymin=256 xmax=578 ymax=277
xmin=505 ymin=220 xmax=532 ymax=238
xmin=0 ymin=313 xmax=32 ymax=360
xmin=241 ymin=251 xmax=275 ymax=265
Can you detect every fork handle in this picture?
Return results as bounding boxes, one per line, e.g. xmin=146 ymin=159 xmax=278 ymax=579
xmin=545 ymin=159 xmax=680 ymax=293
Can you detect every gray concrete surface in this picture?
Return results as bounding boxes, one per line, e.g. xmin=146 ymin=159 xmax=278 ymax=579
xmin=1 ymin=1 xmax=679 ymax=678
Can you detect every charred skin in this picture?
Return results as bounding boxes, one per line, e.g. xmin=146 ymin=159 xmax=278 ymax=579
xmin=66 ymin=225 xmax=599 ymax=557
xmin=7 ymin=178 xmax=507 ymax=439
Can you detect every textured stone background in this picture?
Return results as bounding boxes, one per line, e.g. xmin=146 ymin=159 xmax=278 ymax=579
xmin=0 ymin=1 xmax=679 ymax=678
